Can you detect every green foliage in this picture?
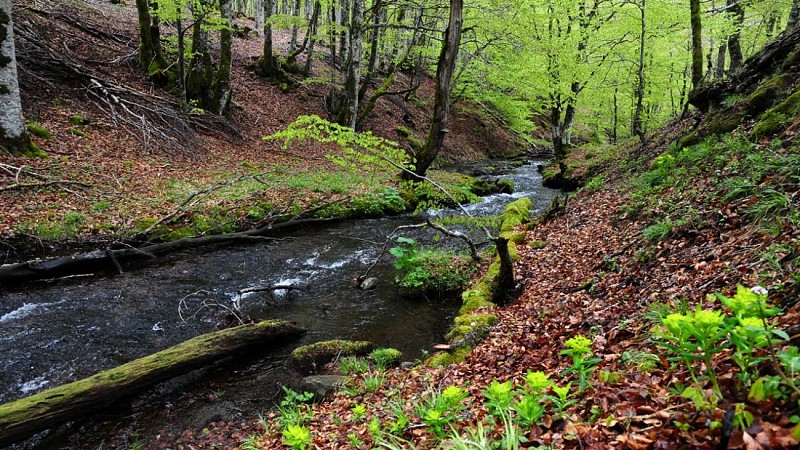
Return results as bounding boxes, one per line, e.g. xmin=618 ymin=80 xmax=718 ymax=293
xmin=559 ymin=335 xmax=601 ymax=392
xmin=370 ymin=348 xmax=403 ymax=370
xmin=281 ymin=424 xmax=312 ymax=450
xmin=277 ymin=387 xmax=314 ymax=428
xmin=338 ymin=356 xmax=369 ymax=375
xmin=26 ymin=122 xmax=52 ymax=140
xmin=265 ymin=115 xmax=410 ymax=173
xmin=389 ymin=237 xmax=477 ymax=294
xmin=415 ymin=386 xmax=469 ymax=438
xmin=482 ymin=380 xmax=514 ymax=416
xmin=653 ymin=286 xmax=787 ymax=398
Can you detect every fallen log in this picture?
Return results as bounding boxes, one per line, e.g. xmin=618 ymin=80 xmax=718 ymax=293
xmin=0 ymin=216 xmax=340 ymax=285
xmin=0 ymin=320 xmax=306 ymax=447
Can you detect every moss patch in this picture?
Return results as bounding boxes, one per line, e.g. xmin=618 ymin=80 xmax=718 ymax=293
xmin=291 ymin=340 xmax=374 ymax=374
xmin=26 ymin=122 xmax=52 ymax=140
xmin=747 ymin=74 xmax=788 ymax=115
xmin=751 ymin=90 xmax=800 ymax=139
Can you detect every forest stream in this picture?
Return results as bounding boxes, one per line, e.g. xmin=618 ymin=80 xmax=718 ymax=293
xmin=0 ymin=161 xmax=557 ymax=449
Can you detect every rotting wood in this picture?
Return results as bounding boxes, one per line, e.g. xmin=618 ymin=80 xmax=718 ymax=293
xmin=0 ymin=320 xmax=306 ymax=447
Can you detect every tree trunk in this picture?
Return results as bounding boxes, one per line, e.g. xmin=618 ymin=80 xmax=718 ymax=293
xmin=494 ymin=236 xmax=516 ymax=306
xmin=302 ymin=1 xmax=321 ymax=74
xmin=357 ymin=0 xmax=383 ymax=104
xmin=632 ymin=0 xmax=646 ymax=142
xmin=288 ymin=0 xmax=301 ymax=52
xmin=0 ymin=321 xmax=306 ymax=447
xmin=690 ymin=0 xmax=703 ymax=88
xmin=254 ymin=0 xmax=263 ymax=35
xmin=212 ymin=0 xmax=233 ymax=115
xmin=0 ymin=0 xmax=33 ymax=157
xmin=410 ymin=0 xmax=462 ymax=178
xmin=257 ymin=0 xmax=276 ymax=76
xmin=714 ymin=43 xmax=727 ymax=79
xmin=787 ymin=0 xmax=800 ymax=36
xmin=186 ymin=3 xmax=215 ymax=109
xmin=726 ymin=0 xmax=744 ymax=74
xmin=337 ymin=0 xmax=364 ymax=129
xmin=338 ymin=0 xmax=350 ymax=66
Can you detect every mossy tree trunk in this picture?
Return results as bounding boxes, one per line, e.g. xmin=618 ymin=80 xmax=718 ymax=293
xmin=185 ymin=1 xmax=215 ymax=110
xmin=357 ymin=0 xmax=382 ymax=104
xmin=0 ymin=320 xmax=306 ymax=447
xmin=786 ymin=0 xmax=800 ymax=36
xmin=336 ymin=0 xmax=364 ymax=128
xmin=725 ymin=0 xmax=744 ymax=74
xmin=410 ymin=0 xmax=462 ymax=179
xmin=632 ymin=0 xmax=646 ymax=142
xmin=257 ymin=0 xmax=277 ymax=76
xmin=211 ymin=0 xmax=233 ymax=116
xmin=135 ymin=0 xmax=169 ymax=80
xmin=690 ymin=0 xmax=703 ymax=89
xmin=0 ymin=0 xmax=34 ymax=157
xmin=302 ymin=0 xmax=321 ymax=74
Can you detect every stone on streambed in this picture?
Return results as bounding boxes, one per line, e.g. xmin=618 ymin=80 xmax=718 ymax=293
xmin=360 ymin=277 xmax=379 ymax=290
xmin=300 ymin=375 xmax=348 ymax=401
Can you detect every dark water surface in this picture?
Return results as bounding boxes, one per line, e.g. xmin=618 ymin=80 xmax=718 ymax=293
xmin=0 ymin=162 xmax=558 ymax=449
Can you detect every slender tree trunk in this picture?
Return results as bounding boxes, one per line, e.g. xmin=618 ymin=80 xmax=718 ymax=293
xmin=289 ymin=0 xmax=301 ymax=52
xmin=358 ymin=0 xmax=382 ymax=103
xmin=303 ymin=1 xmax=321 ymax=74
xmin=135 ymin=0 xmax=156 ymax=72
xmin=632 ymin=0 xmax=646 ymax=142
xmin=714 ymin=43 xmax=726 ymax=79
xmin=212 ymin=0 xmax=233 ymax=115
xmin=257 ymin=0 xmax=276 ymax=76
xmin=787 ymin=0 xmax=800 ymax=36
xmin=690 ymin=0 xmax=703 ymax=88
xmin=176 ymin=7 xmax=187 ymax=113
xmin=0 ymin=0 xmax=33 ymax=156
xmin=726 ymin=0 xmax=744 ymax=74
xmin=254 ymin=0 xmax=263 ymax=36
xmin=338 ymin=0 xmax=350 ymax=66
xmin=410 ymin=0 xmax=462 ymax=178
xmin=612 ymin=86 xmax=618 ymax=143
xmin=186 ymin=4 xmax=215 ymax=109
xmin=338 ymin=0 xmax=364 ymax=128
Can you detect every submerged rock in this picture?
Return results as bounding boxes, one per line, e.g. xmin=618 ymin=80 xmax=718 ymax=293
xmin=360 ymin=277 xmax=379 ymax=290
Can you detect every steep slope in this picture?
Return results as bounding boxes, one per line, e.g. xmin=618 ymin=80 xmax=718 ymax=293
xmin=162 ymin=29 xmax=800 ymax=450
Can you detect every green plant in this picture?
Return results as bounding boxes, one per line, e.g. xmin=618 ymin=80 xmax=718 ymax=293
xmin=277 ymin=387 xmax=314 ymax=427
xmin=352 ymin=403 xmax=367 ymax=421
xmin=282 ymin=424 xmax=312 ymax=450
xmin=390 ymin=238 xmax=477 ymax=294
xmin=370 ymin=348 xmax=403 ymax=370
xmin=583 ymin=174 xmax=604 ymax=192
xmin=26 ymin=122 xmax=53 ymax=139
xmin=643 ymin=220 xmax=673 ymax=243
xmin=545 ymin=383 xmax=576 ymax=415
xmin=620 ymin=350 xmax=661 ymax=371
xmin=347 ymin=432 xmax=363 ymax=447
xmin=559 ymin=335 xmax=601 ymax=392
xmin=415 ymin=385 xmax=469 ymax=438
xmin=482 ymin=379 xmax=514 ymax=416
xmin=363 ymin=372 xmax=386 ymax=393
xmin=339 ymin=356 xmax=370 ymax=375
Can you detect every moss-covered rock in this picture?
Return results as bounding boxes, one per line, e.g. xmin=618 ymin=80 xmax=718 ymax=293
xmin=677 ymin=132 xmax=701 ymax=149
xmin=444 ymin=313 xmax=497 ymax=342
xmin=528 ymin=240 xmax=547 ymax=249
xmin=26 ymin=122 xmax=52 ymax=140
xmin=706 ymin=110 xmax=745 ymax=134
xmin=747 ymin=74 xmax=788 ymax=115
xmin=751 ymin=89 xmax=800 ymax=139
xmin=291 ymin=340 xmax=375 ymax=374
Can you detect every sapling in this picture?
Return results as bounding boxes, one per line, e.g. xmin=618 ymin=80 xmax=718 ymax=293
xmin=560 ymin=334 xmax=601 ymax=391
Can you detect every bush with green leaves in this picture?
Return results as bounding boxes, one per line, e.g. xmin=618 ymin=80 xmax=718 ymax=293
xmin=370 ymin=348 xmax=403 ymax=370
xmin=653 ymin=285 xmax=788 ymax=400
xmin=414 ymin=385 xmax=469 ymax=438
xmin=389 ymin=237 xmax=477 ymax=294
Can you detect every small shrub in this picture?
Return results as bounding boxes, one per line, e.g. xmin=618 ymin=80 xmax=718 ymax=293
xmin=339 ymin=356 xmax=369 ymax=375
xmin=370 ymin=348 xmax=402 ymax=370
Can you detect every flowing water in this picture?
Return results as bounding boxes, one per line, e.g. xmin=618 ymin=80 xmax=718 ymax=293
xmin=0 ymin=161 xmax=558 ymax=449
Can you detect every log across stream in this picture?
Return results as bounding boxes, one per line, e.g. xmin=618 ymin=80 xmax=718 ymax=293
xmin=0 ymin=161 xmax=558 ymax=449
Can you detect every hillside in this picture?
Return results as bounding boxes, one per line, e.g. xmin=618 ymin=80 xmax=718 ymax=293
xmin=1 ymin=0 xmax=525 ymax=263
xmin=157 ymin=31 xmax=800 ymax=449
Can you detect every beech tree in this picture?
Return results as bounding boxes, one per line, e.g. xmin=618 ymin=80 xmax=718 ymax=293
xmin=0 ymin=0 xmax=33 ymax=156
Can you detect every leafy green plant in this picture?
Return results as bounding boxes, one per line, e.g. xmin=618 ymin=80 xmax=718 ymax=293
xmin=559 ymin=335 xmax=601 ymax=392
xmin=363 ymin=372 xmax=386 ymax=393
xmin=643 ymin=220 xmax=674 ymax=243
xmin=370 ymin=348 xmax=403 ymax=370
xmin=282 ymin=424 xmax=312 ymax=450
xmin=339 ymin=356 xmax=370 ymax=375
xmin=545 ymin=383 xmax=576 ymax=415
xmin=277 ymin=387 xmax=314 ymax=427
xmin=482 ymin=379 xmax=514 ymax=416
xmin=415 ymin=385 xmax=469 ymax=438
xmin=352 ymin=403 xmax=368 ymax=421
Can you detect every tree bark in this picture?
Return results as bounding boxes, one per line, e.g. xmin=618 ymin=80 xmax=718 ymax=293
xmin=288 ymin=0 xmax=301 ymax=52
xmin=337 ymin=0 xmax=364 ymax=128
xmin=185 ymin=2 xmax=215 ymax=110
xmin=212 ymin=0 xmax=233 ymax=115
xmin=690 ymin=0 xmax=703 ymax=88
xmin=0 ymin=321 xmax=306 ymax=447
xmin=357 ymin=0 xmax=383 ymax=104
xmin=302 ymin=0 xmax=321 ymax=74
xmin=632 ymin=0 xmax=646 ymax=142
xmin=410 ymin=0 xmax=462 ymax=178
xmin=726 ymin=0 xmax=744 ymax=74
xmin=257 ymin=0 xmax=276 ymax=76
xmin=787 ymin=0 xmax=800 ymax=36
xmin=0 ymin=0 xmax=33 ymax=156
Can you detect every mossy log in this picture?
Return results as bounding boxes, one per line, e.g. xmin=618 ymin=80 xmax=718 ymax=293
xmin=0 ymin=216 xmax=340 ymax=286
xmin=0 ymin=320 xmax=305 ymax=447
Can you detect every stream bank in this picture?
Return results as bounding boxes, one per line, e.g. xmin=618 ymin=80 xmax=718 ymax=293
xmin=0 ymin=160 xmax=558 ymax=449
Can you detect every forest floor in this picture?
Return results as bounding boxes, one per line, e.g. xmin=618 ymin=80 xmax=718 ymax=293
xmin=1 ymin=0 xmax=525 ymax=263
xmin=4 ymin=1 xmax=800 ymax=449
